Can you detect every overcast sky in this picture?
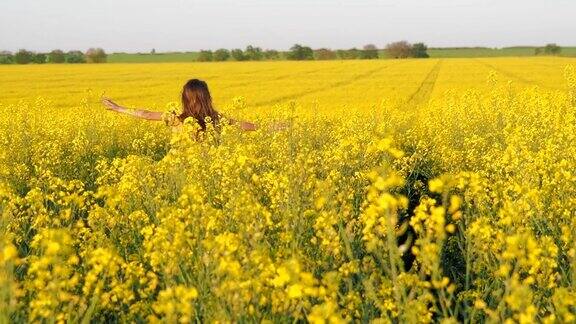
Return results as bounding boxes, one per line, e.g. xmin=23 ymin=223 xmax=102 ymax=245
xmin=1 ymin=0 xmax=574 ymax=52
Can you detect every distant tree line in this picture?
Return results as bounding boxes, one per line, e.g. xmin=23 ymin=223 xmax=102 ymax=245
xmin=196 ymin=45 xmax=281 ymax=62
xmin=535 ymin=43 xmax=561 ymax=56
xmin=0 ymin=48 xmax=108 ymax=64
xmin=314 ymin=44 xmax=379 ymax=60
xmin=384 ymin=41 xmax=429 ymax=59
xmin=192 ymin=42 xmax=429 ymax=62
xmin=0 ymin=42 xmax=432 ymax=64
xmin=193 ymin=44 xmax=383 ymax=62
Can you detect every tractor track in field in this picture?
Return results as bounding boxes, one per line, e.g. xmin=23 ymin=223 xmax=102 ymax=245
xmin=401 ymin=59 xmax=442 ymax=108
xmin=224 ymin=66 xmax=342 ymax=89
xmin=253 ymin=63 xmax=394 ymax=107
xmin=474 ymin=59 xmax=563 ymax=91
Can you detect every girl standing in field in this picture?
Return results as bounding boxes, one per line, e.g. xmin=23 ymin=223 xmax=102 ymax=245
xmin=102 ymin=79 xmax=258 ymax=131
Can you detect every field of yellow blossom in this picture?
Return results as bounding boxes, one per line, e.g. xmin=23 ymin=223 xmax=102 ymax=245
xmin=1 ymin=57 xmax=576 ymax=322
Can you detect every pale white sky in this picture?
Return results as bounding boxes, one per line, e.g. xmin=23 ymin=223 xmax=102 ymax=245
xmin=0 ymin=0 xmax=574 ymax=52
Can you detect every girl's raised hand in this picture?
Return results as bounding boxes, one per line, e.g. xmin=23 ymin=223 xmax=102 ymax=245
xmin=102 ymin=97 xmax=121 ymax=111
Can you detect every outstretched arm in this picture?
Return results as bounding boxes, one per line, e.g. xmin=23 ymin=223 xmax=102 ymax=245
xmin=228 ymin=118 xmax=290 ymax=132
xmin=237 ymin=120 xmax=258 ymax=131
xmin=225 ymin=116 xmax=257 ymax=131
xmin=102 ymin=98 xmax=163 ymax=121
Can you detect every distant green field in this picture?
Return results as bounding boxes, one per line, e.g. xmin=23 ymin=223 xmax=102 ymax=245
xmin=428 ymin=47 xmax=576 ymax=58
xmin=108 ymin=47 xmax=576 ymax=63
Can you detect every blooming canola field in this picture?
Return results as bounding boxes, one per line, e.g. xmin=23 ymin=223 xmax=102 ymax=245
xmin=1 ymin=57 xmax=576 ymax=322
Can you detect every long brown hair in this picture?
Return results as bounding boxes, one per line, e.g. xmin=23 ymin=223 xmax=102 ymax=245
xmin=179 ymin=79 xmax=220 ymax=130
